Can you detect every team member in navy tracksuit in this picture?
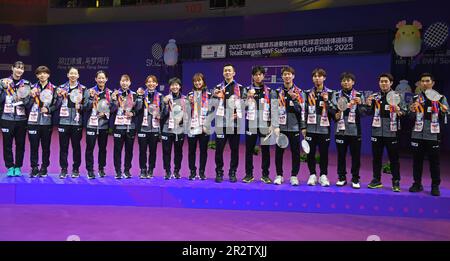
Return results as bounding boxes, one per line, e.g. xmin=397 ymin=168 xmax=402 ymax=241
xmin=211 ymin=64 xmax=245 ymax=183
xmin=366 ymin=73 xmax=407 ymax=192
xmin=0 ymin=61 xmax=32 ymax=177
xmin=27 ymin=66 xmax=59 ymax=178
xmin=55 ymin=67 xmax=87 ymax=179
xmin=84 ymin=70 xmax=115 ymax=179
xmin=135 ymin=75 xmax=163 ymax=179
xmin=408 ymin=73 xmax=449 ymax=196
xmin=272 ymin=66 xmax=306 ymax=186
xmin=304 ymin=68 xmax=337 ymax=187
xmin=242 ymin=66 xmax=275 ymax=184
xmin=332 ymin=72 xmax=368 ymax=189
xmin=111 ymin=74 xmax=139 ymax=179
xmin=161 ymin=77 xmax=187 ymax=180
xmin=185 ymin=73 xmax=212 ymax=181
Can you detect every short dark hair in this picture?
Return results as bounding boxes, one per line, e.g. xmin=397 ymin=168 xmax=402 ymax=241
xmin=340 ymin=72 xmax=355 ymax=81
xmin=419 ymin=72 xmax=434 ymax=81
xmin=12 ymin=61 xmax=24 ymax=69
xmin=35 ymin=65 xmax=50 ymax=75
xmin=96 ymin=70 xmax=108 ymax=78
xmin=312 ymin=68 xmax=326 ymax=77
xmin=378 ymin=73 xmax=394 ymax=82
xmin=281 ymin=66 xmax=295 ymax=75
xmin=169 ymin=77 xmax=182 ymax=89
xmin=223 ymin=63 xmax=235 ymax=71
xmin=68 ymin=67 xmax=78 ymax=73
xmin=251 ymin=66 xmax=266 ymax=76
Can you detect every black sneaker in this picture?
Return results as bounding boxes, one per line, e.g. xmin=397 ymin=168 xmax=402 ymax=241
xmin=188 ymin=170 xmax=196 ymax=180
xmin=199 ymin=170 xmax=206 ymax=180
xmin=30 ymin=167 xmax=39 ymax=178
xmin=215 ymin=172 xmax=223 ymax=183
xmin=139 ymin=169 xmax=147 ymax=179
xmin=173 ymin=169 xmax=181 ymax=179
xmin=392 ymin=180 xmax=400 ymax=192
xmin=229 ymin=171 xmax=237 ymax=183
xmin=59 ymin=168 xmax=68 ymax=179
xmin=431 ymin=185 xmax=440 ymax=196
xmin=242 ymin=174 xmax=254 ymax=183
xmin=98 ymin=169 xmax=106 ymax=178
xmin=147 ymin=169 xmax=154 ymax=179
xmin=123 ymin=170 xmax=132 ymax=179
xmin=87 ymin=171 xmax=96 ymax=179
xmin=409 ymin=183 xmax=424 ymax=192
xmin=71 ymin=169 xmax=80 ymax=178
xmin=38 ymin=168 xmax=48 ymax=178
xmin=260 ymin=176 xmax=273 ymax=184
xmin=115 ymin=170 xmax=122 ymax=179
xmin=368 ymin=179 xmax=383 ymax=189
xmin=164 ymin=171 xmax=172 ymax=180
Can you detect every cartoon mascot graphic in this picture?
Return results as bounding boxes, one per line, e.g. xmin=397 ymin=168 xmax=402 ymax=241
xmin=393 ymin=20 xmax=422 ymax=57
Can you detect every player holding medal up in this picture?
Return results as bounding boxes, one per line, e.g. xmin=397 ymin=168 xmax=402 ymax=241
xmin=366 ymin=73 xmax=407 ymax=192
xmin=135 ymin=75 xmax=163 ymax=179
xmin=304 ymin=68 xmax=336 ymax=187
xmin=185 ymin=73 xmax=212 ymax=181
xmin=272 ymin=66 xmax=306 ymax=186
xmin=408 ymin=73 xmax=449 ymax=196
xmin=111 ymin=74 xmax=139 ymax=179
xmin=0 ymin=61 xmax=32 ymax=177
xmin=242 ymin=66 xmax=275 ymax=184
xmin=211 ymin=64 xmax=245 ymax=183
xmin=56 ymin=67 xmax=87 ymax=179
xmin=161 ymin=77 xmax=188 ymax=180
xmin=27 ymin=66 xmax=58 ymax=178
xmin=84 ymin=70 xmax=114 ymax=179
xmin=332 ymin=72 xmax=368 ymax=189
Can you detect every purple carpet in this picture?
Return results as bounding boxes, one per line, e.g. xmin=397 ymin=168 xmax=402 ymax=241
xmin=1 ymin=204 xmax=449 ymax=241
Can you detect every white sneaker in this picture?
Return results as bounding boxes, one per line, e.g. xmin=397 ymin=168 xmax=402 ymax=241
xmin=307 ymin=174 xmax=317 ymax=186
xmin=274 ymin=175 xmax=284 ymax=185
xmin=336 ymin=180 xmax=347 ymax=186
xmin=352 ymin=182 xmax=361 ymax=189
xmin=290 ymin=176 xmax=299 ymax=186
xmin=319 ymin=175 xmax=330 ymax=187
